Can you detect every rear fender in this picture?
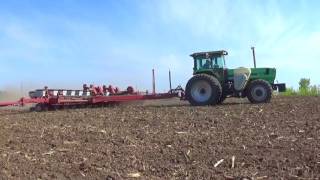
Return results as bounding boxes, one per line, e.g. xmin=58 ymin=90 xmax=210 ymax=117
xmin=194 ymin=71 xmax=222 ymax=82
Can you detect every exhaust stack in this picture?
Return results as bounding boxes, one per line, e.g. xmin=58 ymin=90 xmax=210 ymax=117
xmin=251 ymin=47 xmax=257 ymax=68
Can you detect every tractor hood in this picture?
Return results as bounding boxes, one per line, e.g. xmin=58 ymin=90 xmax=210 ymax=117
xmin=227 ymin=67 xmax=276 ymax=84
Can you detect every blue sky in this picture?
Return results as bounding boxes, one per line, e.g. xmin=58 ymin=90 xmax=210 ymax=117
xmin=0 ymin=0 xmax=319 ymax=92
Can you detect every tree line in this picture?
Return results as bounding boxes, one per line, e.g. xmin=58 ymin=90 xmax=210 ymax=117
xmin=282 ymin=78 xmax=320 ymax=96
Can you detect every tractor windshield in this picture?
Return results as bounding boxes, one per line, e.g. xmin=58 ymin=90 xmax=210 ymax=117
xmin=195 ymin=56 xmax=225 ymax=70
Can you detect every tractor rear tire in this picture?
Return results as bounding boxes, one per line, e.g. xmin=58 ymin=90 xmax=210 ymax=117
xmin=217 ymin=93 xmax=227 ymax=104
xmin=186 ymin=74 xmax=222 ymax=106
xmin=246 ymin=79 xmax=272 ymax=103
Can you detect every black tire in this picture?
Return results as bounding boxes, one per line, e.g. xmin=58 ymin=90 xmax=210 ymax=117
xmin=217 ymin=93 xmax=227 ymax=104
xmin=34 ymin=103 xmax=48 ymax=112
xmin=246 ymin=79 xmax=272 ymax=103
xmin=34 ymin=104 xmax=43 ymax=112
xmin=186 ymin=74 xmax=222 ymax=106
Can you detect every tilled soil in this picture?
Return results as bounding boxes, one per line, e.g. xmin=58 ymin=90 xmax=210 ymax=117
xmin=0 ymin=96 xmax=319 ymax=179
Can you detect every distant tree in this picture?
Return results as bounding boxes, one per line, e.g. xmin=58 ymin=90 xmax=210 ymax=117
xmin=281 ymin=78 xmax=319 ymax=96
xmin=299 ymin=78 xmax=310 ymax=90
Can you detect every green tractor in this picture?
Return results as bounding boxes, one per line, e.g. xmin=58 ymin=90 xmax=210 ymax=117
xmin=185 ymin=49 xmax=286 ymax=106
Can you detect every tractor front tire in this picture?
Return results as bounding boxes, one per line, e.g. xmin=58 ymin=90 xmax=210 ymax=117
xmin=186 ymin=74 xmax=222 ymax=106
xmin=246 ymin=79 xmax=272 ymax=103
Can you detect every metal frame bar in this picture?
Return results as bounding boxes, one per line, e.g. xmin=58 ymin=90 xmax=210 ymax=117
xmin=0 ymin=92 xmax=181 ymax=108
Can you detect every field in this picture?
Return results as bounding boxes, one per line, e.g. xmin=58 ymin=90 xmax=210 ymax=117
xmin=0 ymin=96 xmax=319 ymax=179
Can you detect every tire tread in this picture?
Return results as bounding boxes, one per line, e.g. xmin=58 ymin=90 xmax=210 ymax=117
xmin=186 ymin=74 xmax=222 ymax=106
xmin=246 ymin=79 xmax=272 ymax=103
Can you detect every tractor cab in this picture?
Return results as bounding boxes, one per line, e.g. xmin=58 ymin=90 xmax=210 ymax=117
xmin=191 ymin=50 xmax=227 ymax=71
xmin=190 ymin=50 xmax=228 ymax=82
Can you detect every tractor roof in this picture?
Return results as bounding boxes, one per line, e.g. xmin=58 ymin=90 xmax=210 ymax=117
xmin=190 ymin=50 xmax=228 ymax=58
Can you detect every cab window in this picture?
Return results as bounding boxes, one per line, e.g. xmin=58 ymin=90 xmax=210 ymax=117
xmin=195 ymin=58 xmax=212 ymax=70
xmin=212 ymin=56 xmax=225 ymax=68
xmin=195 ymin=56 xmax=224 ymax=70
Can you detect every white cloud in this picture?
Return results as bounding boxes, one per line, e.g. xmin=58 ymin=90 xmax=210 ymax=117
xmin=158 ymin=0 xmax=230 ymax=40
xmin=153 ymin=0 xmax=320 ymax=86
xmin=0 ymin=0 xmax=319 ymax=90
xmin=0 ymin=21 xmax=51 ymax=63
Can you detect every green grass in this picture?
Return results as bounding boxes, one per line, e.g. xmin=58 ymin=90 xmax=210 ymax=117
xmin=280 ymin=87 xmax=320 ymax=97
